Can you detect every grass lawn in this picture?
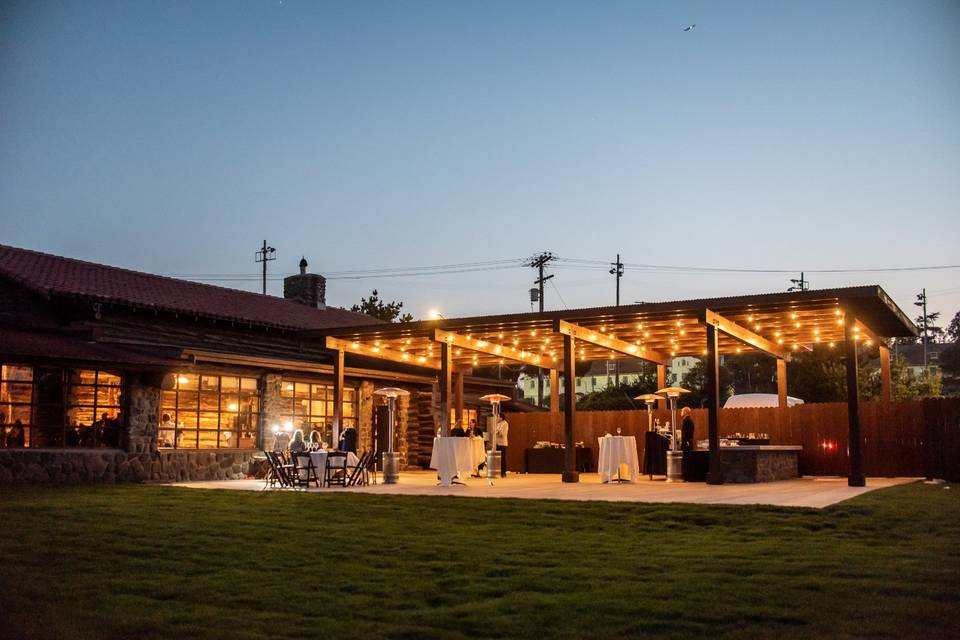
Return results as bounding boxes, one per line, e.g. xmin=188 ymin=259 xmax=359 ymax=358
xmin=1 ymin=482 xmax=958 ymax=640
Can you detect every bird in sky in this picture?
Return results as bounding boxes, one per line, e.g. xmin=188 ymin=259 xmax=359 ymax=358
xmin=683 ymin=24 xmax=696 ymax=32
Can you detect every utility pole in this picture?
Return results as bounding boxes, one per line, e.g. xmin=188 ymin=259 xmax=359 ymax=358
xmin=254 ymin=240 xmax=276 ymax=295
xmin=788 ymin=272 xmax=809 ymax=292
xmin=526 ymin=252 xmax=556 ymax=406
xmin=915 ymin=288 xmax=928 ymax=376
xmin=610 ymin=254 xmax=624 ymax=385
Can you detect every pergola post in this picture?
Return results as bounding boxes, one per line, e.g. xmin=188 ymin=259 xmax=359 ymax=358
xmin=776 ymin=358 xmax=788 ymax=409
xmin=439 ymin=342 xmax=452 ymax=436
xmin=879 ymin=343 xmax=892 ymax=404
xmin=453 ymin=371 xmax=464 ymax=427
xmin=332 ymin=348 xmax=344 ymax=446
xmin=845 ymin=317 xmax=866 ymax=486
xmin=656 ymin=364 xmax=667 ymax=410
xmin=705 ymin=324 xmax=723 ymax=485
xmin=562 ymin=334 xmax=579 ymax=483
xmin=549 ymin=368 xmax=560 ymax=414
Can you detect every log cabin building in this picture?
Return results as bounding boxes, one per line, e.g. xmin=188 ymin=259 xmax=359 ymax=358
xmin=0 ymin=245 xmax=508 ymax=484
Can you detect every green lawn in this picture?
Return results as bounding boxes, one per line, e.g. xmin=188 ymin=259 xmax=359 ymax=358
xmin=1 ymin=483 xmax=958 ymax=640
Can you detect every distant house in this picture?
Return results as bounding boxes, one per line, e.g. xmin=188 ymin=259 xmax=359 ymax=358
xmin=893 ymin=342 xmax=947 ymax=378
xmin=518 ymin=357 xmax=700 ymax=400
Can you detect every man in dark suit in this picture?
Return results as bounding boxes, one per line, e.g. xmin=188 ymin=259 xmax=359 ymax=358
xmin=450 ymin=422 xmax=467 ymax=437
xmin=680 ymin=407 xmax=695 ymax=452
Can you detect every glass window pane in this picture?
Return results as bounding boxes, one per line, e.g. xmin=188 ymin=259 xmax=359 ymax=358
xmin=281 ymin=381 xmax=294 ymax=398
xmin=197 ymin=430 xmax=218 ymax=449
xmin=220 ymin=377 xmax=239 ymax=392
xmin=219 ymin=430 xmax=236 ymax=448
xmin=199 ymin=390 xmax=219 ymax=412
xmin=69 ymin=370 xmax=97 ymax=385
xmin=178 ymin=412 xmax=198 ymax=429
xmin=158 ymin=429 xmax=176 ymax=448
xmin=200 ymin=376 xmax=219 ymax=391
xmin=161 ymin=390 xmax=177 ymax=410
xmin=97 ymin=371 xmax=122 ymax=386
xmin=176 ymin=374 xmax=198 ymax=391
xmin=1 ymin=365 xmax=33 ymax=382
xmin=240 ymin=377 xmax=258 ymax=392
xmin=342 ymin=402 xmax=354 ymax=418
xmin=9 ymin=404 xmax=31 ymax=424
xmin=178 ymin=430 xmax=198 ymax=448
xmin=96 ymin=386 xmax=121 ymax=408
xmin=294 ymin=382 xmax=310 ymax=399
xmin=178 ymin=392 xmax=199 ymax=411
xmin=220 ymin=393 xmax=239 ymax=412
xmin=199 ymin=411 xmax=220 ymax=429
xmin=4 ymin=382 xmax=33 ymax=405
xmin=68 ymin=407 xmax=96 ymax=427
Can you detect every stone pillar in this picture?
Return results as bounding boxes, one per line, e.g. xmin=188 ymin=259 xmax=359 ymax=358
xmin=358 ymin=380 xmax=375 ymax=453
xmin=260 ymin=373 xmax=284 ymax=449
xmin=126 ymin=379 xmax=160 ymax=455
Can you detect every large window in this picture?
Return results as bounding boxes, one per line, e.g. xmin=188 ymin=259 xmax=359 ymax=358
xmin=66 ymin=370 xmax=123 ymax=447
xmin=278 ymin=380 xmax=356 ymax=446
xmin=0 ymin=364 xmax=33 ymax=448
xmin=159 ymin=373 xmax=259 ymax=449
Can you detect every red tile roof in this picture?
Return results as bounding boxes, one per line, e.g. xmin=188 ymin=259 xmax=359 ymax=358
xmin=0 ymin=244 xmax=382 ymax=331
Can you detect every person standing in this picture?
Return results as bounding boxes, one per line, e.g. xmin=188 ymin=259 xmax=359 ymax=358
xmin=680 ymin=407 xmax=695 ymax=452
xmin=495 ymin=415 xmax=509 ymax=477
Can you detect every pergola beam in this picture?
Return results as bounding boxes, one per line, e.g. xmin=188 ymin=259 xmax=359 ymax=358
xmin=699 ymin=309 xmax=792 ymax=361
xmin=325 ymin=336 xmax=441 ymax=370
xmin=552 ymin=319 xmax=670 ymax=365
xmin=433 ymin=329 xmax=556 ymax=369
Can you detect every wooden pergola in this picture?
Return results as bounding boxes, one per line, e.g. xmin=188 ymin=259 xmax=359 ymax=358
xmin=305 ymin=285 xmax=917 ymax=487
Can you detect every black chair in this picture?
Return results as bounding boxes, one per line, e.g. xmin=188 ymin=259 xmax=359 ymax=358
xmin=324 ymin=451 xmax=349 ymax=487
xmin=263 ymin=450 xmax=293 ymax=489
xmin=346 ymin=451 xmax=371 ymax=487
xmin=293 ymin=453 xmax=321 ymax=488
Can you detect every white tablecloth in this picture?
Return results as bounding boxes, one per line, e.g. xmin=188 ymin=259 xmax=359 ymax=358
xmin=308 ymin=450 xmax=360 ymax=473
xmin=429 ymin=437 xmax=485 ymax=486
xmin=598 ymin=436 xmax=640 ymax=483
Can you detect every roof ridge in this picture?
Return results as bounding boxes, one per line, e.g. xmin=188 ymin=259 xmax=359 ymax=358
xmin=0 ymin=243 xmax=379 ymax=330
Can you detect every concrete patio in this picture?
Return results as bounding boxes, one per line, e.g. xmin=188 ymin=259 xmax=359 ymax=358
xmin=166 ymin=471 xmax=918 ymax=509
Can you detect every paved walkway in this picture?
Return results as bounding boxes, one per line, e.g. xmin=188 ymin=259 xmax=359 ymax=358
xmin=166 ymin=471 xmax=917 ymax=509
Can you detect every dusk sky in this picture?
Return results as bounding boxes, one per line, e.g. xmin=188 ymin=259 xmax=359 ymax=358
xmin=1 ymin=1 xmax=958 ymax=324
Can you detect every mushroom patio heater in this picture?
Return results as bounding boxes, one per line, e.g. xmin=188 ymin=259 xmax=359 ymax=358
xmin=373 ymin=387 xmax=410 ymax=484
xmin=656 ymin=386 xmax=690 ymax=482
xmin=479 ymin=393 xmax=511 ymax=484
xmin=634 ymin=393 xmax=665 ymax=432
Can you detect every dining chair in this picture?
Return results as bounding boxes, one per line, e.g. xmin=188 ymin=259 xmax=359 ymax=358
xmin=324 ymin=451 xmax=348 ymax=487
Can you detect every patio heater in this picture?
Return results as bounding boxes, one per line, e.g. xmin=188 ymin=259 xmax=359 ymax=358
xmin=480 ymin=394 xmax=511 ymax=485
xmin=634 ymin=394 xmax=665 ymax=432
xmin=373 ymin=387 xmax=410 ymax=484
xmin=656 ymin=386 xmax=690 ymax=482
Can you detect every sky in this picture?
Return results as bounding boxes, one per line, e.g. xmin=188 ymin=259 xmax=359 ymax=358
xmin=1 ymin=0 xmax=958 ymax=327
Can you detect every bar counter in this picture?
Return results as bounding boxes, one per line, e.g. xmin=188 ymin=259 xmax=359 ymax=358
xmin=684 ymin=445 xmax=801 ymax=483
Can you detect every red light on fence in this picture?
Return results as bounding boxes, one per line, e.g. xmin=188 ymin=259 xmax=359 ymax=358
xmin=821 ymin=440 xmax=838 ymax=452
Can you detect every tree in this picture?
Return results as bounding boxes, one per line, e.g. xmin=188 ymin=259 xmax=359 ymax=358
xmin=577 ymin=378 xmax=658 ymax=411
xmin=786 ymin=345 xmax=848 ymax=403
xmin=351 ymin=290 xmax=413 ymax=323
xmin=723 ymin=353 xmax=778 ymax=395
xmin=946 ymin=310 xmax=960 ymax=343
xmin=678 ymin=360 xmax=735 ymax=408
xmin=939 ymin=342 xmax=960 ymax=379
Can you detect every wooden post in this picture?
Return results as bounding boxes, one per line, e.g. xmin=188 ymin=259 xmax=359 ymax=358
xmin=656 ymin=364 xmax=667 ymax=409
xmin=845 ymin=316 xmax=866 ymax=487
xmin=549 ymin=368 xmax=560 ymax=414
xmin=453 ymin=372 xmax=464 ymax=427
xmin=776 ymin=358 xmax=787 ymax=408
xmin=439 ymin=342 xmax=452 ymax=436
xmin=879 ymin=344 xmax=892 ymax=404
xmin=332 ymin=349 xmax=344 ymax=446
xmin=562 ymin=334 xmax=579 ymax=483
xmin=705 ymin=324 xmax=723 ymax=485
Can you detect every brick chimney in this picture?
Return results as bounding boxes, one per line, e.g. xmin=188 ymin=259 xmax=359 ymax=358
xmin=283 ymin=257 xmax=326 ymax=310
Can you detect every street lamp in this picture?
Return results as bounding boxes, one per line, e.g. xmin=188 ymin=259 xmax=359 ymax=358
xmin=480 ymin=393 xmax=511 ymax=485
xmin=373 ymin=387 xmax=410 ymax=484
xmin=656 ymin=386 xmax=690 ymax=482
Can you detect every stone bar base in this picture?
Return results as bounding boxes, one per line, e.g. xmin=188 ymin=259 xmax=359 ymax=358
xmin=0 ymin=449 xmax=260 ymax=485
xmin=719 ymin=447 xmax=800 ymax=483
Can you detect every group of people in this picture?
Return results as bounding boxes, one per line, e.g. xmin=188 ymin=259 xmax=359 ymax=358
xmin=285 ymin=425 xmax=358 ymax=454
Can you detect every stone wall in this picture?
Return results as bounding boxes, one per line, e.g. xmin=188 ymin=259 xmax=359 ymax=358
xmin=0 ymin=449 xmax=260 ymax=485
xmin=126 ymin=380 xmax=160 ymax=455
xmin=260 ymin=373 xmax=284 ymax=438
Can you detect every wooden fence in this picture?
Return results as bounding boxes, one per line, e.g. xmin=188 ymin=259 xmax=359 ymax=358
xmin=503 ymin=398 xmax=960 ymax=481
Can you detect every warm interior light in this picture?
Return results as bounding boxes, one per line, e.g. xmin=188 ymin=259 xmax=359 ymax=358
xmin=228 ymin=403 xmax=238 ymax=412
xmin=177 ymin=376 xmax=190 ymax=384
xmin=417 ymin=356 xmax=426 ymax=363
xmin=402 ymin=353 xmax=410 ymax=360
